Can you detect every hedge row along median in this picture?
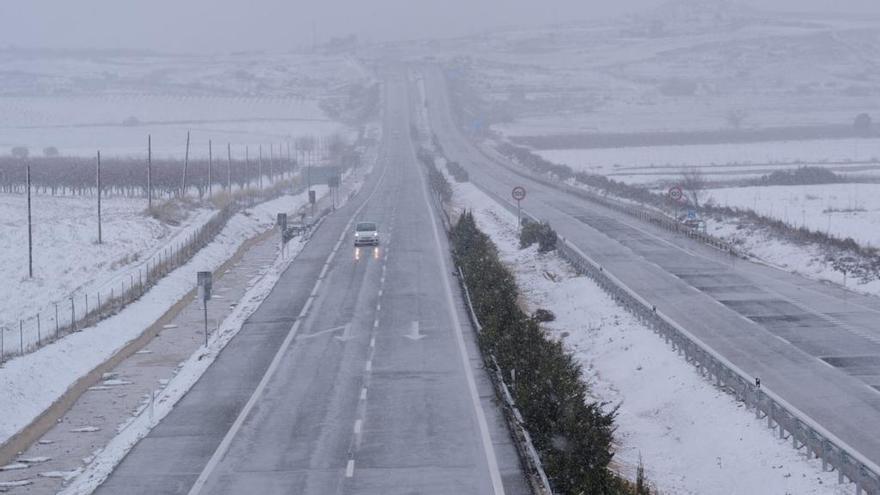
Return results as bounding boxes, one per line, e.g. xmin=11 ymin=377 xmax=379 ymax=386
xmin=451 ymin=211 xmax=654 ymax=494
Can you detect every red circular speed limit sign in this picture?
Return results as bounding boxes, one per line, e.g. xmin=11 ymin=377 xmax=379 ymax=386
xmin=668 ymin=186 xmax=683 ymax=202
xmin=511 ymin=186 xmax=527 ymax=201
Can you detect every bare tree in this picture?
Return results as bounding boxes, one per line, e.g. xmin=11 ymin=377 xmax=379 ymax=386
xmin=680 ymin=168 xmax=707 ymax=208
xmin=726 ymin=109 xmax=748 ymax=129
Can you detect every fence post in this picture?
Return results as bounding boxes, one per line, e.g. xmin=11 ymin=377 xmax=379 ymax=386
xmin=71 ymin=297 xmax=76 ymax=332
xmin=55 ymin=303 xmax=59 ymax=334
xmin=37 ymin=313 xmax=41 ymax=346
xmin=20 ymin=320 xmax=24 ymax=354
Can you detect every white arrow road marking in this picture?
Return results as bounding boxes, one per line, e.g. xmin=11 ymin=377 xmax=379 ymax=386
xmin=334 ymin=323 xmax=354 ymax=342
xmin=403 ymin=321 xmax=425 ymax=341
xmin=297 ymin=324 xmax=349 ymax=340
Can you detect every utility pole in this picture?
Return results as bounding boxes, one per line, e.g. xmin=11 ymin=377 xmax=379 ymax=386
xmin=258 ymin=145 xmax=264 ymax=191
xmin=208 ymin=139 xmax=213 ymax=198
xmin=26 ymin=161 xmax=33 ymax=278
xmin=97 ymin=151 xmax=103 ymax=244
xmin=147 ymin=134 xmax=153 ymax=210
xmin=181 ymin=131 xmax=191 ymax=198
xmin=226 ymin=143 xmax=232 ymax=192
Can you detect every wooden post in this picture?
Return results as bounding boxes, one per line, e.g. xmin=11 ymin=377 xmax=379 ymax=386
xmin=97 ymin=151 xmax=103 ymax=244
xmin=181 ymin=131 xmax=191 ymax=197
xmin=258 ymin=145 xmax=263 ymax=191
xmin=226 ymin=143 xmax=232 ymax=192
xmin=148 ymin=134 xmax=153 ymax=210
xmin=26 ymin=161 xmax=33 ymax=278
xmin=208 ymin=139 xmax=213 ymax=198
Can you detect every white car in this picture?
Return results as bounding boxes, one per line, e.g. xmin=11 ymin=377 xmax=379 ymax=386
xmin=354 ymin=221 xmax=379 ymax=246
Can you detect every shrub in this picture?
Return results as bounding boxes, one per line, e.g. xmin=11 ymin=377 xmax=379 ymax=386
xmin=854 ymin=113 xmax=873 ymax=135
xmin=532 ymin=308 xmax=556 ymax=322
xmin=520 ymin=219 xmax=558 ymax=252
xmin=451 ymin=211 xmax=649 ymax=494
xmin=445 ymin=160 xmax=469 ymax=182
xmin=758 ymin=166 xmax=840 ymax=185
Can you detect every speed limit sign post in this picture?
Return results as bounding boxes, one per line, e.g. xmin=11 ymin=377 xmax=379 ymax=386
xmin=511 ymin=186 xmax=527 ymax=226
xmin=668 ymin=186 xmax=686 ymax=220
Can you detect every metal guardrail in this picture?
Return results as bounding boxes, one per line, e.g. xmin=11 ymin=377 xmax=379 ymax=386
xmin=476 ymin=143 xmax=738 ymax=256
xmin=476 ymin=178 xmax=880 ymax=494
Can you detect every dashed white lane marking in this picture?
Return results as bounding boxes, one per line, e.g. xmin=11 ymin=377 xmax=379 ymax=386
xmin=360 ymin=387 xmax=368 ymax=400
xmin=353 ymin=419 xmax=363 ymax=435
xmin=365 ymin=360 xmax=372 ymax=372
xmin=370 ymin=336 xmax=376 ymax=348
xmin=187 ymin=147 xmax=391 ymax=495
xmin=373 ymin=319 xmax=379 ymax=328
xmin=378 ymin=289 xmax=383 ymax=297
xmin=319 ymin=264 xmax=329 ymax=279
xmin=376 ymin=303 xmax=381 ymax=311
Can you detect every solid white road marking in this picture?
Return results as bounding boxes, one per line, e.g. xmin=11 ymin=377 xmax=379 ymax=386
xmin=186 ymin=148 xmax=391 ymax=495
xmin=298 ymin=324 xmax=348 ymax=340
xmin=334 ymin=323 xmax=354 ymax=342
xmin=345 ymin=459 xmax=355 ymax=478
xmin=412 ymin=133 xmax=506 ymax=494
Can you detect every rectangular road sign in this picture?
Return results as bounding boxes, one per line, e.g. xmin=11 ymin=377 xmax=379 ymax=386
xmin=197 ymin=271 xmax=212 ymax=302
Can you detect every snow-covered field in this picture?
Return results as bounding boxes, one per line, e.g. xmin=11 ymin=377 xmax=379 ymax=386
xmin=0 ymin=187 xmax=323 ymax=447
xmin=0 ymin=194 xmax=214 ymax=351
xmin=0 ymin=50 xmax=370 ymax=158
xmin=449 ymin=179 xmax=850 ymax=495
xmin=705 ymin=183 xmax=880 ymax=248
xmin=0 ymin=95 xmax=349 ymax=159
xmin=537 ymin=140 xmax=880 ymax=187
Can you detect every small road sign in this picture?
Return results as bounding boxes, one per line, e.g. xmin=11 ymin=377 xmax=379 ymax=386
xmin=668 ymin=186 xmax=683 ymax=202
xmin=511 ymin=186 xmax=526 ymax=201
xmin=197 ymin=271 xmax=213 ymax=302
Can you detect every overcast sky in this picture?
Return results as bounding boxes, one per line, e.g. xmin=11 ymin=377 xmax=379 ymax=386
xmin=1 ymin=0 xmax=878 ymax=53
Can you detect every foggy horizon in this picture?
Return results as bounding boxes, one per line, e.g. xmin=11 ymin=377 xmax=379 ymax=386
xmin=3 ymin=0 xmax=880 ymax=54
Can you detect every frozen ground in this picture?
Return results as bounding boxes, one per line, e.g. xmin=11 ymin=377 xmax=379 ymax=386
xmin=705 ymin=183 xmax=880 ymax=248
xmin=412 ymin=2 xmax=880 ymax=138
xmin=0 ymin=50 xmax=370 ymax=158
xmin=537 ymin=140 xmax=880 ymax=187
xmin=0 ymin=186 xmax=326 ymax=447
xmin=448 ymin=178 xmax=850 ymax=495
xmin=0 ymin=194 xmax=214 ymax=352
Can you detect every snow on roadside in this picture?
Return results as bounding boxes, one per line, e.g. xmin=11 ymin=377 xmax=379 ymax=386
xmin=0 ymin=194 xmax=215 ymax=349
xmin=449 ymin=180 xmax=849 ymax=495
xmin=0 ymin=188 xmax=323 ymax=447
xmin=59 ymin=164 xmax=374 ymax=495
xmin=57 ymin=219 xmax=308 ymax=495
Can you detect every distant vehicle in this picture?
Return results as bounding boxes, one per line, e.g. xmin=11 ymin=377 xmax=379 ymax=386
xmin=354 ymin=221 xmax=379 ymax=246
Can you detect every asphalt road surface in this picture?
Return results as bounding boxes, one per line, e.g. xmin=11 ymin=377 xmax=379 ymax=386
xmin=95 ymin=75 xmax=529 ymax=494
xmin=420 ymin=65 xmax=880 ymax=469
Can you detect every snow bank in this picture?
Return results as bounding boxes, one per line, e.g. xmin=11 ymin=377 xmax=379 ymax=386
xmin=450 ymin=180 xmax=850 ymax=495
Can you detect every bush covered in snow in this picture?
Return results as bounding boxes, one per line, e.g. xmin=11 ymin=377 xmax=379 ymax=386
xmin=452 ymin=211 xmax=651 ymax=494
xmin=417 ymin=147 xmax=452 ymax=203
xmin=519 ymin=218 xmax=557 ymax=252
xmin=445 ymin=160 xmax=469 ymax=182
xmin=757 ymin=166 xmax=841 ymax=186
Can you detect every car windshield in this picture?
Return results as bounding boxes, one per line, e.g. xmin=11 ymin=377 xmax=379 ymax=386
xmin=356 ymin=222 xmax=377 ymax=232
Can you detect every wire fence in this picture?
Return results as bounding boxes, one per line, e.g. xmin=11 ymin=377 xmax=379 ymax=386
xmin=0 ymin=177 xmax=306 ymax=364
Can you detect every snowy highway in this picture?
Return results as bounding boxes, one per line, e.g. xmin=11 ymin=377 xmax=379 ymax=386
xmin=93 ymin=77 xmax=529 ymax=494
xmin=420 ymin=65 xmax=880 ymax=474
